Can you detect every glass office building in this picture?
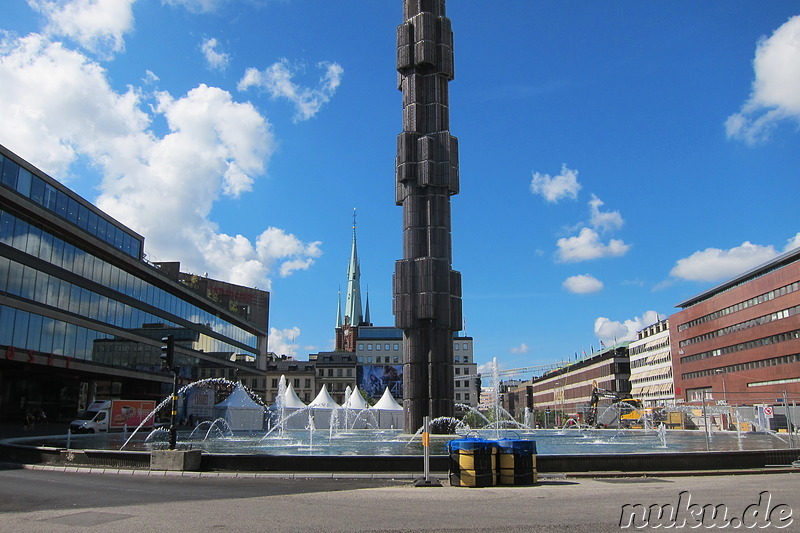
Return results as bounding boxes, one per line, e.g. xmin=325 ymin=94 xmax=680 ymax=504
xmin=0 ymin=144 xmax=269 ymax=421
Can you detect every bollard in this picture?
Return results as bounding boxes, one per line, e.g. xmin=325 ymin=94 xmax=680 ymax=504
xmin=414 ymin=416 xmax=441 ymax=487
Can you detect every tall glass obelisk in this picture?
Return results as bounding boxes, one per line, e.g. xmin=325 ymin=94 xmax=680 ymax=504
xmin=394 ymin=0 xmax=462 ymax=433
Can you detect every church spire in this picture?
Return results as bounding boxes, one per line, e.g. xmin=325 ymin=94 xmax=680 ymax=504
xmin=344 ymin=208 xmax=363 ymax=326
xmin=364 ymin=287 xmax=371 ymax=325
xmin=336 ymin=286 xmax=343 ymax=328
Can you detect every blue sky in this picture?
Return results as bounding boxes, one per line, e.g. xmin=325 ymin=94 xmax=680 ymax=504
xmin=1 ymin=1 xmax=798 ymax=375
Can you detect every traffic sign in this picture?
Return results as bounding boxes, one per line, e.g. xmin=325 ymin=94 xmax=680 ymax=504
xmin=763 ymin=405 xmax=774 ymax=418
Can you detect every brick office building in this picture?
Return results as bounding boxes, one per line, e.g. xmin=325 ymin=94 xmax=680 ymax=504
xmin=671 ymin=248 xmax=800 ymax=404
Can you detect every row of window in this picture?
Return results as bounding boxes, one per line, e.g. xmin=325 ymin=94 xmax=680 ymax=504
xmin=0 ymin=304 xmax=189 ymax=377
xmin=631 ymin=352 xmax=671 ymax=369
xmin=680 ymin=328 xmax=800 ymax=364
xmin=317 ymin=368 xmax=355 ymax=378
xmin=454 ymin=393 xmax=471 ymax=401
xmin=0 ymin=255 xmax=246 ymax=356
xmin=1 ymin=153 xmax=141 ymax=259
xmin=0 ymin=208 xmax=257 ymax=349
xmin=629 ymin=338 xmax=670 ymax=356
xmin=271 ymin=378 xmax=312 ymax=389
xmin=359 ymin=343 xmax=400 ymax=351
xmin=359 ymin=355 xmax=400 ymax=364
xmin=630 ymin=368 xmax=673 ymax=384
xmin=356 ymin=342 xmax=471 ymax=352
xmin=681 ymin=353 xmax=800 ymax=381
xmin=677 ymin=281 xmax=799 ymax=332
xmin=679 ymin=304 xmax=800 ymax=348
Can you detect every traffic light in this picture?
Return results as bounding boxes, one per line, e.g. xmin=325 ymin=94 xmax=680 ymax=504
xmin=160 ymin=335 xmax=175 ymax=371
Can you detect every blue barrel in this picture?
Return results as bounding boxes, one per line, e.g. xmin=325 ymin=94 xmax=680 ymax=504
xmin=446 ymin=438 xmax=497 ymax=487
xmin=495 ymin=439 xmax=538 ymax=485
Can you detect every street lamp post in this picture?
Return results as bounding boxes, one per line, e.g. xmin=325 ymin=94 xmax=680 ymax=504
xmin=715 ymin=369 xmax=727 ymax=403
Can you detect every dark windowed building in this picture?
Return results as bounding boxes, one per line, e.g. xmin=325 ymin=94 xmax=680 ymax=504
xmin=0 ymin=144 xmax=268 ymax=422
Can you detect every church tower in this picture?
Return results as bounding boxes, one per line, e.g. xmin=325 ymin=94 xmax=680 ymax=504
xmin=335 ymin=210 xmax=371 ymax=352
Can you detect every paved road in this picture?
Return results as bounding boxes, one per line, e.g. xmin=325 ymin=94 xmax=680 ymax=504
xmin=1 ymin=467 xmax=798 ymax=532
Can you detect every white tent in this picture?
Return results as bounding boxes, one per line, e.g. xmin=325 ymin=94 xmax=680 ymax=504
xmin=277 ymin=383 xmax=307 ymax=429
xmin=370 ymin=387 xmax=404 ymax=429
xmin=213 ymin=384 xmax=264 ymax=431
xmin=343 ymin=386 xmax=369 ymax=410
xmin=342 ymin=386 xmax=372 ymax=429
xmin=307 ymin=384 xmax=339 ymax=429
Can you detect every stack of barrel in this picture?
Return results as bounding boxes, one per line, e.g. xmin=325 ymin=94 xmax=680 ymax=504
xmin=446 ymin=438 xmax=537 ymax=487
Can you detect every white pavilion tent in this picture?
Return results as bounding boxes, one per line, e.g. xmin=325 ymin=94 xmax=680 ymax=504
xmin=307 ymin=384 xmax=339 ymax=429
xmin=213 ymin=384 xmax=265 ymax=431
xmin=370 ymin=387 xmax=404 ymax=429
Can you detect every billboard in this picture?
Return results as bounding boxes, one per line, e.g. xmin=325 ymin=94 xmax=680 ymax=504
xmin=110 ymin=400 xmax=156 ymax=429
xmin=358 ymin=365 xmax=403 ymax=400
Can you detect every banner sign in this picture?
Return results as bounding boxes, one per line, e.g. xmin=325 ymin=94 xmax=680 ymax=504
xmin=357 ymin=365 xmax=403 ymax=400
xmin=110 ymin=400 xmax=156 ymax=429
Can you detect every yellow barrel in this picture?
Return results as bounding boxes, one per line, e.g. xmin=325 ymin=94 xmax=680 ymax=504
xmin=495 ymin=439 xmax=538 ymax=486
xmin=447 ymin=439 xmax=497 ymax=488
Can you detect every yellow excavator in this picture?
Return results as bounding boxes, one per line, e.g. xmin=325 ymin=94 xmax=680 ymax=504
xmin=586 ymin=382 xmax=664 ymax=428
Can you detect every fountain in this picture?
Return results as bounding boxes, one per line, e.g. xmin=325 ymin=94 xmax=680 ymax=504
xmin=1 ymin=374 xmax=798 ymax=475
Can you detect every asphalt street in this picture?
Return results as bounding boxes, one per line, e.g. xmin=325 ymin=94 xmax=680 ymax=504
xmin=0 ymin=467 xmax=798 ymax=532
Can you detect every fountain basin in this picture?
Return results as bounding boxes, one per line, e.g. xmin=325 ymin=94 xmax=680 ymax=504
xmin=3 ymin=429 xmax=798 ymax=474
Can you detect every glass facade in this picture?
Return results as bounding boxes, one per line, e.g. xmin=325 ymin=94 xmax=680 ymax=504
xmin=0 ymin=208 xmax=258 ymax=351
xmin=1 ymin=153 xmax=142 ymax=259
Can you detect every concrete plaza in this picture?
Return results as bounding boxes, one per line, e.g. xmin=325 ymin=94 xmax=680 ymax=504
xmin=0 ymin=464 xmax=798 ymax=532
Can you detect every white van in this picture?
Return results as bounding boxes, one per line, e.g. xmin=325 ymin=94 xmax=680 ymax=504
xmin=69 ymin=401 xmax=112 ymax=433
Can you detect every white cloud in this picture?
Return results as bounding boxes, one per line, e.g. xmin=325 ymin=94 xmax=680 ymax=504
xmin=669 ymin=241 xmax=779 ymax=282
xmin=0 ymin=31 xmax=322 ymax=290
xmin=268 ymin=327 xmax=300 ymax=358
xmin=563 ymin=274 xmax=604 ymax=294
xmin=588 ymin=194 xmax=623 ymax=233
xmin=594 ymin=310 xmax=660 ymax=346
xmin=556 ymin=227 xmax=630 ymax=262
xmin=238 ymin=59 xmax=344 ymax=122
xmin=162 ymin=0 xmax=223 ymax=14
xmin=726 ymin=15 xmax=800 ymax=144
xmin=28 ymin=0 xmax=136 ymax=58
xmin=510 ymin=343 xmax=529 ymax=354
xmin=785 ymin=232 xmax=800 ymax=252
xmin=201 ymin=37 xmax=229 ymax=71
xmin=0 ymin=33 xmax=148 ymax=177
xmin=530 ymin=164 xmax=581 ymax=203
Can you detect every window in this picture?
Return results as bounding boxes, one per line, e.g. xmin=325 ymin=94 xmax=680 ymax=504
xmin=337 ymin=368 xmax=343 ymax=377
xmin=393 ymin=343 xmax=399 ymax=351
xmin=455 ymin=380 xmax=460 ymax=388
xmin=358 ymin=344 xmax=364 ymax=351
xmin=305 ymin=379 xmax=311 ymax=388
xmin=464 ymin=393 xmax=470 ymax=401
xmin=367 ymin=356 xmax=372 ymax=363
xmin=293 ymin=379 xmax=300 ymax=388
xmin=454 ymin=343 xmax=459 ymax=350
xmin=346 ymin=369 xmax=352 ymax=377
xmin=358 ymin=356 xmax=364 ymax=363
xmin=384 ymin=344 xmax=390 ymax=351
xmin=328 ymin=368 xmax=334 ymax=377
xmin=367 ymin=344 xmax=372 ymax=351
xmin=463 ymin=356 xmax=469 ymax=363
xmin=271 ymin=379 xmax=278 ymax=388
xmin=455 ymin=356 xmax=460 ymax=363
xmin=455 ymin=367 xmax=460 ymax=375
xmin=455 ymin=393 xmax=461 ymax=401
xmin=463 ymin=343 xmax=468 ymax=350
